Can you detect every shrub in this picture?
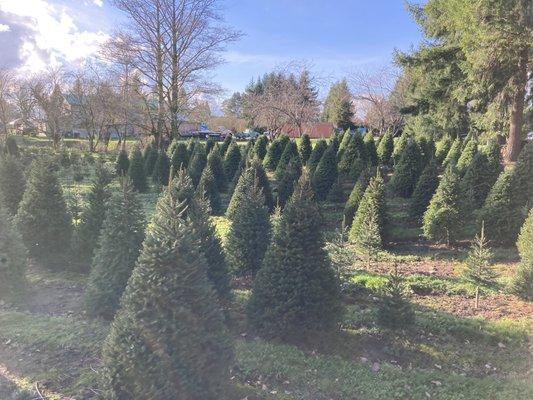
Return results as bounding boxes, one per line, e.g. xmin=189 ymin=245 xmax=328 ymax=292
xmin=344 ymin=168 xmax=371 ymax=228
xmin=171 ymin=142 xmax=190 ymax=173
xmin=363 ymin=132 xmax=378 ymax=166
xmin=275 ymin=140 xmax=300 ymax=180
xmin=423 ymin=167 xmax=462 ymax=245
xmin=276 ymin=159 xmax=301 ymax=208
xmin=115 ymin=148 xmax=130 ymax=176
xmin=223 ymin=141 xmax=241 ymax=182
xmin=443 ymin=137 xmax=462 ymax=167
xmin=101 ymin=176 xmax=233 ymax=400
xmin=16 ymin=159 xmax=73 ymax=270
xmin=299 ymin=134 xmax=312 ymax=164
xmin=390 ymin=139 xmax=422 ymax=198
xmin=410 ymin=159 xmax=439 ymax=220
xmin=435 ymin=135 xmax=453 ymax=164
xmin=377 ymin=267 xmax=414 ymax=329
xmin=456 ymin=136 xmax=478 ymax=174
xmin=0 ymin=156 xmax=25 ymax=215
xmin=253 ymin=135 xmax=268 ymax=160
xmin=0 ymin=206 xmax=26 ymax=302
xmin=312 ymin=144 xmax=338 ymax=200
xmin=263 ymin=138 xmax=284 ymax=171
xmin=75 ymin=164 xmax=112 ymax=269
xmin=307 ymin=139 xmax=327 ymax=173
xmin=197 ymin=165 xmax=222 ymax=215
xmin=349 ymin=175 xmax=386 ymax=263
xmin=84 ymin=181 xmax=145 ymax=319
xmin=152 ymin=151 xmax=171 ymax=186
xmin=377 ymin=131 xmax=394 ymax=166
xmin=226 ymin=177 xmax=270 ymax=277
xmin=247 ymin=170 xmax=342 ymax=338
xmin=128 ymin=148 xmax=148 ymax=193
xmin=188 ymin=144 xmax=207 ymax=187
xmin=143 ymin=143 xmax=158 ymax=176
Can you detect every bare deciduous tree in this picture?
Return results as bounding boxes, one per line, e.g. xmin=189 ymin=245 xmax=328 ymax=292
xmin=0 ymin=69 xmax=15 ymax=138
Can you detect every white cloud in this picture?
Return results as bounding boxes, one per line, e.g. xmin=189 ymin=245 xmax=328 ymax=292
xmin=0 ymin=23 xmax=10 ymax=32
xmin=0 ymin=0 xmax=109 ymax=72
xmin=93 ymin=0 xmax=104 ymax=7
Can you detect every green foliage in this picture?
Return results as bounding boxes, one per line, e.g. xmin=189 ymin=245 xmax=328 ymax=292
xmin=128 ymin=148 xmax=148 ymax=193
xmin=390 ymin=139 xmax=423 ymax=198
xmin=513 ymin=260 xmax=533 ymax=301
xmin=171 ymin=142 xmax=189 ymax=173
xmin=3 ymin=136 xmax=20 ymax=157
xmin=363 ymin=132 xmax=378 ymax=166
xmin=299 ymin=134 xmax=312 ymax=164
xmin=276 ymin=159 xmax=301 ymax=208
xmin=517 ymin=209 xmax=533 ymax=263
xmin=377 ymin=267 xmax=415 ymax=329
xmin=344 ymin=169 xmax=371 ymax=228
xmin=197 ymin=165 xmax=222 ymax=215
xmin=263 ymin=137 xmax=284 ymax=171
xmin=443 ymin=138 xmax=462 ymax=167
xmin=423 ymin=167 xmax=462 ymax=244
xmin=338 ymin=134 xmax=364 ymax=175
xmin=115 ymin=149 xmax=130 ymax=176
xmin=85 ymin=181 xmax=145 ymax=319
xmin=223 ymin=141 xmax=241 ymax=182
xmin=101 ymin=176 xmax=233 ymax=400
xmin=307 ymin=139 xmax=327 ymax=173
xmin=478 ymin=169 xmax=523 ymax=245
xmin=322 ymin=79 xmax=354 ymax=130
xmin=417 ymin=136 xmax=436 ymax=167
xmin=188 ymin=144 xmax=207 ymax=187
xmin=349 ymin=175 xmax=386 ymax=262
xmin=410 ymin=159 xmax=439 ymax=220
xmin=392 ymin=133 xmax=409 ymax=165
xmin=456 ymin=136 xmax=478 ymax=174
xmin=337 ymin=129 xmax=352 ymax=158
xmin=253 ymin=135 xmax=268 ymax=160
xmin=226 ymin=176 xmax=270 ymax=277
xmin=377 ymin=131 xmax=394 ymax=166
xmin=247 ymin=170 xmax=342 ymax=338
xmin=152 ymin=151 xmax=171 ymax=186
xmin=143 ymin=143 xmax=158 ymax=176
xmin=0 ymin=206 xmax=26 ymax=302
xmin=312 ymin=145 xmax=338 ymax=201
xmin=512 ymin=141 xmax=533 ymax=208
xmin=0 ymin=155 xmax=25 ymax=215
xmin=219 ymin=135 xmax=232 ymax=156
xmin=327 ymin=177 xmax=345 ymax=203
xmin=75 ymin=163 xmax=112 ymax=269
xmin=462 ymin=224 xmax=496 ymax=289
xmin=16 ymin=159 xmax=72 ymax=270
xmin=275 ymin=140 xmax=300 ymax=180
xmin=205 ymin=138 xmax=216 ymax=155
xmin=435 ymin=135 xmax=453 ymax=164
xmin=206 ymin=146 xmax=226 ymax=191
xmin=461 ymin=152 xmax=500 ymax=210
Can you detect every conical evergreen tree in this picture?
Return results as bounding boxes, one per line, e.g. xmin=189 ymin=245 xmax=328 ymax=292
xmin=299 ymin=134 xmax=312 ymax=164
xmin=3 ymin=136 xmax=20 ymax=157
xmin=392 ymin=133 xmax=409 ymax=165
xmin=513 ymin=209 xmax=533 ymax=300
xmin=75 ymin=163 xmax=112 ymax=269
xmin=461 ymin=152 xmax=499 ymax=210
xmin=377 ymin=266 xmax=414 ymax=329
xmin=143 ymin=143 xmax=159 ymax=176
xmin=344 ymin=168 xmax=371 ymax=228
xmin=0 ymin=155 xmax=25 ymax=215
xmin=128 ymin=148 xmax=148 ymax=193
xmin=276 ymin=159 xmax=301 ymax=208
xmin=152 ymin=151 xmax=171 ymax=186
xmin=443 ymin=137 xmax=462 ymax=166
xmin=512 ymin=140 xmax=533 ymax=208
xmin=423 ymin=166 xmax=462 ymax=245
xmin=390 ymin=139 xmax=423 ymax=198
xmin=263 ymin=137 xmax=284 ymax=171
xmin=171 ymin=142 xmax=190 ymax=174
xmin=275 ymin=141 xmax=300 ymax=180
xmin=417 ymin=136 xmax=436 ymax=168
xmin=363 ymin=132 xmax=378 ymax=166
xmin=456 ymin=136 xmax=478 ymax=174
xmin=327 ymin=177 xmax=345 ymax=203
xmin=226 ymin=177 xmax=270 ymax=277
xmin=205 ymin=138 xmax=216 ymax=155
xmin=101 ymin=176 xmax=233 ymax=400
xmin=435 ymin=135 xmax=453 ymax=164
xmin=478 ymin=169 xmax=524 ymax=245
xmin=223 ymin=141 xmax=241 ymax=182
xmin=483 ymin=138 xmax=503 ymax=176
xmin=410 ymin=159 xmax=439 ymax=220
xmin=307 ymin=139 xmax=327 ymax=173
xmin=85 ymin=181 xmax=145 ymax=319
xmin=377 ymin=131 xmax=394 ymax=166
xmin=16 ymin=159 xmax=73 ymax=269
xmin=188 ymin=144 xmax=207 ymax=187
xmin=0 ymin=206 xmax=26 ymax=302
xmin=115 ymin=148 xmax=130 ymax=176
xmin=253 ymin=135 xmax=269 ymax=160
xmin=247 ymin=170 xmax=341 ymax=338
xmin=338 ymin=134 xmax=360 ymax=175
xmin=349 ymin=175 xmax=386 ymax=262
xmin=219 ymin=135 xmax=232 ymax=156
xmin=206 ymin=146 xmax=226 ymax=191
xmin=197 ymin=165 xmax=222 ymax=215
xmin=312 ymin=144 xmax=338 ymax=200
xmin=337 ymin=129 xmax=352 ymax=158
xmin=227 ymin=159 xmax=274 ymax=218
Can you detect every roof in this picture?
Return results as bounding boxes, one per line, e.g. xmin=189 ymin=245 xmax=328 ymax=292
xmin=282 ymin=122 xmax=335 ymax=138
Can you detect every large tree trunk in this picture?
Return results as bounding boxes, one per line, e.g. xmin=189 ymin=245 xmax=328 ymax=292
xmin=505 ymin=47 xmax=528 ymax=162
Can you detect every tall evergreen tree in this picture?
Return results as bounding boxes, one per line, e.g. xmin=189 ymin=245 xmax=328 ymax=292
xmin=263 ymin=137 xmax=284 ymax=171
xmin=101 ymin=176 xmax=233 ymax=400
xmin=299 ymin=134 xmax=312 ymax=164
xmin=247 ymin=170 xmax=342 ymax=338
xmin=392 ymin=133 xmax=410 ymax=165
xmin=197 ymin=165 xmax=222 ymax=215
xmin=188 ymin=144 xmax=207 ymax=187
xmin=171 ymin=142 xmax=190 ymax=174
xmin=16 ymin=159 xmax=73 ymax=270
xmin=206 ymin=146 xmax=226 ymax=191
xmin=322 ymin=79 xmax=354 ymax=130
xmin=253 ymin=135 xmax=269 ymax=160
xmin=75 ymin=163 xmax=112 ymax=269
xmin=115 ymin=148 xmax=130 ymax=176
xmin=226 ymin=177 xmax=270 ymax=277
xmin=307 ymin=139 xmax=327 ymax=173
xmin=152 ymin=151 xmax=171 ymax=186
xmin=423 ymin=166 xmax=462 ymax=245
xmin=344 ymin=168 xmax=371 ymax=228
xmin=85 ymin=181 xmax=145 ymax=319
xmin=223 ymin=141 xmax=241 ymax=182
xmin=128 ymin=148 xmax=148 ymax=193
xmin=410 ymin=159 xmax=439 ymax=220
xmin=377 ymin=131 xmax=394 ymax=166
xmin=312 ymin=145 xmax=338 ymax=200
xmin=0 ymin=155 xmax=25 ymax=215
xmin=0 ymin=206 xmax=26 ymax=302
xmin=363 ymin=132 xmax=378 ymax=166
xmin=390 ymin=139 xmax=423 ymax=198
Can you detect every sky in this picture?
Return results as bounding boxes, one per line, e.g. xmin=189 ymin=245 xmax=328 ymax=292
xmin=0 ymin=0 xmax=423 ymax=97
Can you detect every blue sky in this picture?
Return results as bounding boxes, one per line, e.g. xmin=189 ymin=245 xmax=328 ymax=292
xmin=0 ymin=0 xmax=423 ymax=96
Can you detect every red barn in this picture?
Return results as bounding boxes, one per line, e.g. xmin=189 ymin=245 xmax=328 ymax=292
xmin=282 ymin=122 xmax=335 ymax=139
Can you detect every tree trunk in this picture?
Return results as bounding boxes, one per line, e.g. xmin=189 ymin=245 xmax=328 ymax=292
xmin=505 ymin=47 xmax=528 ymax=162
